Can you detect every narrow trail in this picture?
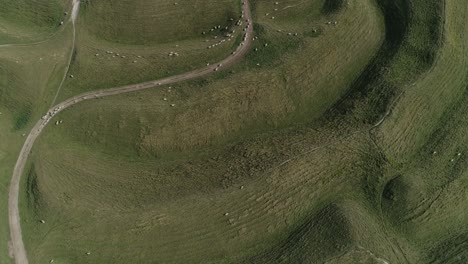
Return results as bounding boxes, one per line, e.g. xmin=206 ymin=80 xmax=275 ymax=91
xmin=50 ymin=0 xmax=80 ymax=107
xmin=0 ymin=29 xmax=64 ymax=49
xmin=0 ymin=32 xmax=62 ymax=49
xmin=8 ymin=0 xmax=253 ymax=263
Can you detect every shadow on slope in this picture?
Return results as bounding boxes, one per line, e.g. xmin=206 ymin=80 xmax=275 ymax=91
xmin=249 ymin=201 xmax=395 ymax=263
xmin=321 ymin=0 xmax=347 ymax=15
xmin=382 ymin=174 xmax=428 ymax=223
xmin=327 ymin=0 xmax=444 ymax=124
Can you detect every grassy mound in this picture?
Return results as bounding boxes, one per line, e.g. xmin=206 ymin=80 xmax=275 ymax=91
xmin=382 ymin=174 xmax=428 ymax=222
xmin=250 ymin=203 xmax=355 ymax=263
xmin=250 ymin=201 xmax=396 ymax=263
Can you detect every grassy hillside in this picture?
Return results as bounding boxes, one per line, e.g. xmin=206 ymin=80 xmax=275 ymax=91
xmin=20 ymin=0 xmax=389 ymax=262
xmin=0 ymin=2 xmax=77 ymax=263
xmin=249 ymin=201 xmax=400 ymax=263
xmin=0 ymin=113 xmax=27 ymax=264
xmin=0 ymin=0 xmax=466 ymax=263
xmin=0 ymin=0 xmax=67 ymax=44
xmin=0 ymin=25 xmax=72 ymax=130
xmin=51 ymin=0 xmax=247 ymax=102
xmin=378 ymin=0 xmax=467 ymax=162
xmin=54 ymin=0 xmax=384 ymax=155
xmin=381 ymin=90 xmax=468 ymax=263
xmin=54 ymin=24 xmax=243 ymax=101
xmin=0 ymin=23 xmax=73 ymax=264
xmin=25 ymin=129 xmax=393 ymax=263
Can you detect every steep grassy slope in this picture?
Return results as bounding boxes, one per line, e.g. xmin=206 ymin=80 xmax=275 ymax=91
xmin=328 ymin=0 xmax=445 ymax=124
xmin=378 ymin=0 xmax=467 ymax=162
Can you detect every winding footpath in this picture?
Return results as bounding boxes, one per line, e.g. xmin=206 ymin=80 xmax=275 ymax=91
xmin=50 ymin=0 xmax=80 ymax=107
xmin=8 ymin=0 xmax=253 ymax=263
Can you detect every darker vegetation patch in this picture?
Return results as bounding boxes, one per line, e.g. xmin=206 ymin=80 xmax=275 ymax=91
xmin=26 ymin=164 xmax=42 ymax=210
xmin=382 ymin=175 xmax=401 ymax=202
xmin=248 ymin=204 xmax=353 ymax=263
xmin=326 ymin=0 xmax=409 ymax=123
xmin=14 ymin=106 xmax=32 ymax=130
xmin=381 ymin=174 xmax=430 ymax=225
xmin=358 ymin=145 xmax=389 ymax=207
xmin=321 ymin=0 xmax=347 ymax=15
xmin=428 ymin=232 xmax=468 ymax=264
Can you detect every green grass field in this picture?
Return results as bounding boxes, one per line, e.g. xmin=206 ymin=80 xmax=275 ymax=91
xmin=1 ymin=0 xmax=467 ymax=263
xmin=0 ymin=0 xmax=68 ymax=44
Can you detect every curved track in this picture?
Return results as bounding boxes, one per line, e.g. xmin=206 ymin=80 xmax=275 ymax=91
xmin=8 ymin=0 xmax=253 ymax=263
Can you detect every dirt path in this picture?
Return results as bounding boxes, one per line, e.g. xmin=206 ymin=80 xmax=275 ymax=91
xmin=8 ymin=0 xmax=253 ymax=263
xmin=50 ymin=0 xmax=80 ymax=107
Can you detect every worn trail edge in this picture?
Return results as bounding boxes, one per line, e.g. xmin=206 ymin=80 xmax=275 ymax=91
xmin=8 ymin=0 xmax=253 ymax=263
